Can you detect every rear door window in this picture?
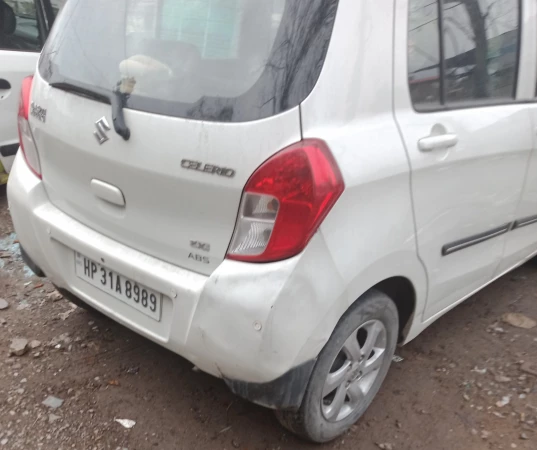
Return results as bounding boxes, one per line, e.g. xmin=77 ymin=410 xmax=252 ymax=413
xmin=408 ymin=0 xmax=521 ymax=110
xmin=443 ymin=0 xmax=520 ymax=104
xmin=39 ymin=0 xmax=339 ymax=123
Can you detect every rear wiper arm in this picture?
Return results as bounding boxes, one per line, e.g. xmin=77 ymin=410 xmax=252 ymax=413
xmin=50 ymin=80 xmax=131 ymax=141
xmin=111 ymin=83 xmax=130 ymax=141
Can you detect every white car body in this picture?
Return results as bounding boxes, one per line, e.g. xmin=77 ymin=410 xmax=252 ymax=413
xmin=0 ymin=0 xmax=63 ymax=180
xmin=7 ymin=0 xmax=537 ymax=441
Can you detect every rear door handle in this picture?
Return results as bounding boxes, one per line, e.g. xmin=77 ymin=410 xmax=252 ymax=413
xmin=418 ymin=133 xmax=458 ymax=152
xmin=0 ymin=79 xmax=11 ymax=90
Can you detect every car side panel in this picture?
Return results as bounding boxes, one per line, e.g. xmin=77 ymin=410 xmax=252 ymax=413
xmin=497 ymin=0 xmax=537 ymax=275
xmin=394 ymin=0 xmax=531 ymax=321
xmin=300 ymin=0 xmax=428 ymax=341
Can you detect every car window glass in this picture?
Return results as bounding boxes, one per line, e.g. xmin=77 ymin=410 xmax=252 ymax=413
xmin=0 ymin=0 xmax=41 ymax=51
xmin=123 ymin=0 xmax=288 ymax=99
xmin=408 ymin=0 xmax=441 ymax=109
xmin=40 ymin=0 xmax=339 ymax=123
xmin=443 ymin=0 xmax=519 ymax=103
xmin=50 ymin=0 xmax=66 ymax=16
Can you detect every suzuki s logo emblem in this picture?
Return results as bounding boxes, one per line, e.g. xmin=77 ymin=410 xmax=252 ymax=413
xmin=94 ymin=117 xmax=111 ymax=145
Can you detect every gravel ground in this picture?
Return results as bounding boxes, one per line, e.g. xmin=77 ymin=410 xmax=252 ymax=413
xmin=0 ymin=184 xmax=536 ymax=450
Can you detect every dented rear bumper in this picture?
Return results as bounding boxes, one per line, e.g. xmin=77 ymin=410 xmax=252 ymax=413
xmin=8 ymin=153 xmax=345 ymax=409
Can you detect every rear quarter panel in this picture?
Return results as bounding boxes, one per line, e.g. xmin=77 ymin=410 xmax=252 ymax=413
xmin=299 ymin=0 xmax=427 ymax=346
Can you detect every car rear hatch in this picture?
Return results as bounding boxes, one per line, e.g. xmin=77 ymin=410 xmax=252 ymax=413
xmin=31 ymin=0 xmax=338 ymax=275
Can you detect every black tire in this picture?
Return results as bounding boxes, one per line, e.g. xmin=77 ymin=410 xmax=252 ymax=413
xmin=276 ymin=289 xmax=399 ymax=443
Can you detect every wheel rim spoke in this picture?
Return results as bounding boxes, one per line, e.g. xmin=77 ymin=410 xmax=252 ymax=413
xmin=342 ymin=330 xmax=362 ymax=362
xmin=361 ymin=347 xmax=385 ymax=376
xmin=323 ymin=360 xmax=351 ymax=396
xmin=323 ymin=383 xmax=348 ymax=421
xmin=360 ymin=321 xmax=382 ymax=360
xmin=347 ymin=379 xmax=366 ymax=409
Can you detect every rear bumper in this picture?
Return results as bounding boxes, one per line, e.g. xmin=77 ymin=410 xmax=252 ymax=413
xmin=7 ymin=153 xmax=345 ymax=409
xmin=20 ymin=245 xmax=45 ymax=277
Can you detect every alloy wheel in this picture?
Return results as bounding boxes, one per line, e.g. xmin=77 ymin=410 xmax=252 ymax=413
xmin=321 ymin=320 xmax=388 ymax=422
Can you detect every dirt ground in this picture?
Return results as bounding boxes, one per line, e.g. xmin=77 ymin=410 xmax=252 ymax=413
xmin=0 ymin=184 xmax=536 ymax=450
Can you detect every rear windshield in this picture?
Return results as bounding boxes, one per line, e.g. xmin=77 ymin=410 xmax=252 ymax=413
xmin=39 ymin=0 xmax=339 ymax=123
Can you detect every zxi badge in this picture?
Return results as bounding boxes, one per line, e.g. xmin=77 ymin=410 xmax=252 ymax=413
xmin=94 ymin=117 xmax=111 ymax=145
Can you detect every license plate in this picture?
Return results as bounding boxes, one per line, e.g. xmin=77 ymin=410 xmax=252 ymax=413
xmin=75 ymin=252 xmax=162 ymax=321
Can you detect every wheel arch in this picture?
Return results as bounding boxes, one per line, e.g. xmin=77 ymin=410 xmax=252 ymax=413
xmin=371 ymin=276 xmax=416 ymax=343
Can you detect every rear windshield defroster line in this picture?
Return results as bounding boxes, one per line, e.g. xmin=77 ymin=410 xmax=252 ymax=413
xmin=39 ymin=0 xmax=339 ymax=123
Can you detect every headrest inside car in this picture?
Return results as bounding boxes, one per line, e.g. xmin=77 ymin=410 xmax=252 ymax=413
xmin=0 ymin=2 xmax=17 ymax=36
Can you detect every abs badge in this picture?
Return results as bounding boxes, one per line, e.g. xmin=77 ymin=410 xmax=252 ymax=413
xmin=188 ymin=253 xmax=210 ymax=264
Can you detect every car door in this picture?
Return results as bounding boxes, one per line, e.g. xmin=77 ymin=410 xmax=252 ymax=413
xmin=495 ymin=0 xmax=537 ymax=275
xmin=0 ymin=0 xmax=62 ymax=176
xmin=394 ymin=0 xmax=531 ymax=320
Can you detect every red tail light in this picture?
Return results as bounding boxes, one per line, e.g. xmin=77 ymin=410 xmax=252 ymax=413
xmin=18 ymin=76 xmax=42 ymax=179
xmin=227 ymin=139 xmax=344 ymax=263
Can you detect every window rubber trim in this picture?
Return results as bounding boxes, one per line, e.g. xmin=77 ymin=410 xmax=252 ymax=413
xmin=438 ymin=0 xmax=446 ymax=105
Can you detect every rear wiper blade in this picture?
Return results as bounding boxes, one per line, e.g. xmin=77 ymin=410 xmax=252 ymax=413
xmin=111 ymin=84 xmax=130 ymax=141
xmin=50 ymin=80 xmax=131 ymax=141
xmin=49 ymin=81 xmax=109 ymax=104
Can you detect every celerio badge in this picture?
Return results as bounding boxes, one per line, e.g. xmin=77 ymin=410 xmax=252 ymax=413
xmin=181 ymin=159 xmax=235 ymax=178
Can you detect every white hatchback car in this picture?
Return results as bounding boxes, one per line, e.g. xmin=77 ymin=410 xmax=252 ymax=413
xmin=7 ymin=0 xmax=537 ymax=443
